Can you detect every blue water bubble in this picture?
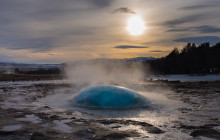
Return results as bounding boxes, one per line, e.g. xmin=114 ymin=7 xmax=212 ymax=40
xmin=73 ymin=86 xmax=149 ymax=108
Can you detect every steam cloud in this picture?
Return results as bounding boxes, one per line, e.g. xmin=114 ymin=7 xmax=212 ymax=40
xmin=65 ymin=59 xmax=145 ymax=87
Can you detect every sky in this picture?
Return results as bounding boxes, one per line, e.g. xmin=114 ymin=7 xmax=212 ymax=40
xmin=0 ymin=0 xmax=220 ymax=63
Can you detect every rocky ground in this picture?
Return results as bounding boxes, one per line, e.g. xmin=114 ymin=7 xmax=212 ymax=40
xmin=0 ymin=79 xmax=220 ymax=140
xmin=0 ymin=74 xmax=63 ymax=81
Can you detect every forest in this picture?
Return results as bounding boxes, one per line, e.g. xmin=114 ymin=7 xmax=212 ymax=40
xmin=145 ymin=42 xmax=220 ymax=74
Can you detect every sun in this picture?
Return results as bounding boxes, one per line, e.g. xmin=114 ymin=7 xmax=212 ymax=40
xmin=126 ymin=15 xmax=146 ymax=36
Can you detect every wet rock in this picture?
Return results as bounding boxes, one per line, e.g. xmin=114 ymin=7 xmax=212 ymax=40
xmin=97 ymin=130 xmax=140 ymax=140
xmin=95 ymin=119 xmax=164 ymax=134
xmin=178 ymin=108 xmax=192 ymax=111
xmin=87 ymin=128 xmax=94 ymax=133
xmin=49 ymin=115 xmax=59 ymax=120
xmin=30 ymin=132 xmax=54 ymax=140
xmin=111 ymin=125 xmax=121 ymax=129
xmin=101 ymin=132 xmax=130 ymax=140
xmin=43 ymin=106 xmax=50 ymax=109
xmin=0 ymin=96 xmax=4 ymax=101
xmin=35 ymin=113 xmax=48 ymax=120
xmin=74 ymin=129 xmax=95 ymax=138
xmin=14 ymin=113 xmax=26 ymax=118
xmin=190 ymin=128 xmax=220 ymax=139
xmin=0 ymin=130 xmax=15 ymax=135
xmin=180 ymin=124 xmax=219 ymax=130
xmin=210 ymin=118 xmax=218 ymax=121
xmin=46 ymin=130 xmax=59 ymax=135
xmin=142 ymin=136 xmax=149 ymax=138
xmin=180 ymin=124 xmax=199 ymax=130
xmin=201 ymin=124 xmax=219 ymax=128
xmin=143 ymin=126 xmax=163 ymax=134
xmin=74 ymin=118 xmax=87 ymax=123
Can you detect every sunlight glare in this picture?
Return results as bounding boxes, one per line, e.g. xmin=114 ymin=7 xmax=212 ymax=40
xmin=126 ymin=15 xmax=146 ymax=36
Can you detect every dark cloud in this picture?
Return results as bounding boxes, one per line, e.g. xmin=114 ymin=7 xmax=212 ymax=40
xmin=113 ymin=7 xmax=136 ymax=14
xmin=193 ymin=25 xmax=220 ymax=33
xmin=88 ymin=0 xmax=114 ymax=7
xmin=164 ymin=14 xmax=204 ymax=26
xmin=114 ymin=45 xmax=148 ymax=49
xmin=179 ymin=4 xmax=219 ymax=10
xmin=168 ymin=25 xmax=220 ymax=33
xmin=150 ymin=50 xmax=167 ymax=52
xmin=168 ymin=28 xmax=190 ymax=32
xmin=174 ymin=36 xmax=220 ymax=45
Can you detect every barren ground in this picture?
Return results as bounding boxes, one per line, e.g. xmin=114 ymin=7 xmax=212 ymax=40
xmin=0 ymin=77 xmax=219 ymax=140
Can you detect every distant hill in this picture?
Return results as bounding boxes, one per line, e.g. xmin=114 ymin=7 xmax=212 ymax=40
xmin=0 ymin=63 xmax=62 ymax=70
xmin=0 ymin=63 xmax=63 ymax=74
xmin=126 ymin=57 xmax=157 ymax=62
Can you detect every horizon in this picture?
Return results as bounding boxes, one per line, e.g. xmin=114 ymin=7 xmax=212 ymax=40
xmin=0 ymin=0 xmax=220 ymax=63
xmin=0 ymin=56 xmax=157 ymax=64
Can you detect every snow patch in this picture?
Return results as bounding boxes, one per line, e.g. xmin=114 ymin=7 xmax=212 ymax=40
xmin=146 ymin=74 xmax=220 ymax=82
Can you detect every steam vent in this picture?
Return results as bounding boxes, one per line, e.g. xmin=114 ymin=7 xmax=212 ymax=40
xmin=73 ymin=86 xmax=149 ymax=108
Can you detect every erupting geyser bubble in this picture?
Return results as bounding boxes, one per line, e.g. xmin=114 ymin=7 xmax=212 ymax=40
xmin=72 ymin=86 xmax=149 ymax=108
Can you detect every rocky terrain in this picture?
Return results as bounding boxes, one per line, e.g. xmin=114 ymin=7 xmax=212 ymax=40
xmin=0 ymin=79 xmax=220 ymax=140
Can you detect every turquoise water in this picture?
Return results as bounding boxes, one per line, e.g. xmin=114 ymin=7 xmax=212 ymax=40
xmin=73 ymin=86 xmax=149 ymax=108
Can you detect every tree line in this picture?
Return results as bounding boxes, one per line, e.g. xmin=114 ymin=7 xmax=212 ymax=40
xmin=145 ymin=42 xmax=220 ymax=74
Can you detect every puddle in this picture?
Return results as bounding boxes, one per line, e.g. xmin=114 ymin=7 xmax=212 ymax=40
xmin=16 ymin=114 xmax=42 ymax=124
xmin=53 ymin=119 xmax=73 ymax=133
xmin=1 ymin=124 xmax=22 ymax=131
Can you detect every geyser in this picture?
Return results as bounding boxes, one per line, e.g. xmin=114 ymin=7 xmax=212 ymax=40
xmin=73 ymin=86 xmax=149 ymax=108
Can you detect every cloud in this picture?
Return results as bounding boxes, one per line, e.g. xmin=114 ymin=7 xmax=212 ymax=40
xmin=194 ymin=26 xmax=220 ymax=33
xmin=114 ymin=45 xmax=148 ymax=49
xmin=174 ymin=36 xmax=220 ymax=45
xmin=150 ymin=50 xmax=167 ymax=52
xmin=168 ymin=25 xmax=220 ymax=33
xmin=88 ymin=0 xmax=114 ymax=7
xmin=179 ymin=4 xmax=219 ymax=10
xmin=0 ymin=0 xmax=113 ymax=52
xmin=164 ymin=14 xmax=204 ymax=26
xmin=0 ymin=0 xmax=220 ymax=63
xmin=0 ymin=36 xmax=55 ymax=52
xmin=167 ymin=28 xmax=190 ymax=32
xmin=113 ymin=7 xmax=136 ymax=14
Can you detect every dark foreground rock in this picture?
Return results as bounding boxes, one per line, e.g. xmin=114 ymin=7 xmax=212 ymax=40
xmin=30 ymin=132 xmax=54 ymax=140
xmin=101 ymin=132 xmax=132 ymax=140
xmin=190 ymin=128 xmax=220 ymax=139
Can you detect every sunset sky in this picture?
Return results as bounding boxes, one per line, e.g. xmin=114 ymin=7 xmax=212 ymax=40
xmin=0 ymin=0 xmax=220 ymax=63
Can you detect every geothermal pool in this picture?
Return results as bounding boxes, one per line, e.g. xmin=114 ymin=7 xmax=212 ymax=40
xmin=72 ymin=86 xmax=149 ymax=108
